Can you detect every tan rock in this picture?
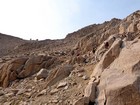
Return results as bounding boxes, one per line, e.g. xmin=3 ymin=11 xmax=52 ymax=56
xmin=96 ymin=39 xmax=140 ymax=105
xmin=36 ymin=68 xmax=48 ymax=80
xmin=18 ymin=55 xmax=45 ymax=78
xmin=127 ymin=22 xmax=137 ymax=33
xmin=95 ymin=34 xmax=118 ymax=62
xmin=64 ymin=85 xmax=69 ymax=90
xmin=119 ymin=23 xmax=126 ymax=34
xmin=82 ymin=75 xmax=88 ymax=80
xmin=50 ymin=89 xmax=59 ymax=95
xmin=73 ymin=97 xmax=85 ymax=105
xmin=84 ymin=82 xmax=97 ymax=104
xmin=0 ymin=90 xmax=4 ymax=96
xmin=78 ymin=73 xmax=83 ymax=77
xmin=37 ymin=89 xmax=47 ymax=96
xmin=57 ymin=81 xmax=67 ymax=88
xmin=137 ymin=22 xmax=140 ymax=30
xmin=0 ymin=57 xmax=28 ymax=87
xmin=92 ymin=37 xmax=122 ymax=78
xmin=45 ymin=65 xmax=73 ymax=87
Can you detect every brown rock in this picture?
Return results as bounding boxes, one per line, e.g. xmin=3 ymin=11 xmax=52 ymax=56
xmin=0 ymin=57 xmax=28 ymax=87
xmin=18 ymin=55 xmax=46 ymax=78
xmin=119 ymin=23 xmax=127 ymax=34
xmin=37 ymin=89 xmax=47 ymax=96
xmin=127 ymin=22 xmax=137 ymax=33
xmin=45 ymin=65 xmax=74 ymax=87
xmin=137 ymin=22 xmax=140 ymax=30
xmin=57 ymin=81 xmax=67 ymax=88
xmin=84 ymin=82 xmax=97 ymax=104
xmin=73 ymin=97 xmax=85 ymax=105
xmin=92 ymin=37 xmax=122 ymax=78
xmin=96 ymin=39 xmax=140 ymax=105
xmin=95 ymin=34 xmax=118 ymax=62
xmin=36 ymin=68 xmax=48 ymax=80
xmin=50 ymin=89 xmax=59 ymax=95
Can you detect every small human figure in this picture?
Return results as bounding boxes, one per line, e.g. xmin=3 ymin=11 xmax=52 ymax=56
xmin=104 ymin=42 xmax=109 ymax=49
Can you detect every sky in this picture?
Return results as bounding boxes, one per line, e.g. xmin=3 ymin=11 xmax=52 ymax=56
xmin=0 ymin=0 xmax=140 ymax=40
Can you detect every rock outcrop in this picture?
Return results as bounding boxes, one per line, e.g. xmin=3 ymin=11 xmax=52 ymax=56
xmin=83 ymin=10 xmax=140 ymax=104
xmin=36 ymin=68 xmax=49 ymax=80
xmin=45 ymin=64 xmax=74 ymax=87
xmin=97 ymin=39 xmax=140 ymax=105
xmin=0 ymin=55 xmax=60 ymax=87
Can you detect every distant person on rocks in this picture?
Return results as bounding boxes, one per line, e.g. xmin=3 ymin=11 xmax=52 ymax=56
xmin=104 ymin=42 xmax=109 ymax=49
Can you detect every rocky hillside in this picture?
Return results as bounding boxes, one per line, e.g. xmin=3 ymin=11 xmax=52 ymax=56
xmin=0 ymin=10 xmax=140 ymax=105
xmin=0 ymin=33 xmax=26 ymax=57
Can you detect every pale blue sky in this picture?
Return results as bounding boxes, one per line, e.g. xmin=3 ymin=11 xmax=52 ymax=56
xmin=0 ymin=0 xmax=140 ymax=40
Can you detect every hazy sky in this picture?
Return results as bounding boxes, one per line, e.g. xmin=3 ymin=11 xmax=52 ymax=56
xmin=0 ymin=0 xmax=140 ymax=40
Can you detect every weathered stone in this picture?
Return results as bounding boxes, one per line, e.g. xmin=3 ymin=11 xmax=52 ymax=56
xmin=0 ymin=90 xmax=4 ymax=96
xmin=57 ymin=81 xmax=67 ymax=88
xmin=78 ymin=73 xmax=83 ymax=77
xmin=36 ymin=68 xmax=48 ymax=80
xmin=92 ymin=37 xmax=122 ymax=78
xmin=73 ymin=97 xmax=85 ymax=105
xmin=50 ymin=89 xmax=59 ymax=95
xmin=95 ymin=34 xmax=118 ymax=62
xmin=96 ymin=39 xmax=140 ymax=105
xmin=37 ymin=89 xmax=47 ymax=96
xmin=127 ymin=22 xmax=137 ymax=33
xmin=82 ymin=75 xmax=88 ymax=80
xmin=45 ymin=65 xmax=74 ymax=87
xmin=137 ymin=22 xmax=140 ymax=30
xmin=0 ymin=57 xmax=28 ymax=87
xmin=84 ymin=82 xmax=97 ymax=104
xmin=18 ymin=55 xmax=46 ymax=78
xmin=119 ymin=23 xmax=126 ymax=34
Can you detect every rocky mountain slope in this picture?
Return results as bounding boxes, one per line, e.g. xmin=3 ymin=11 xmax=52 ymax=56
xmin=0 ymin=10 xmax=140 ymax=105
xmin=0 ymin=33 xmax=26 ymax=57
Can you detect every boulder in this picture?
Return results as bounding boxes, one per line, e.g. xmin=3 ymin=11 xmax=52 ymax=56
xmin=45 ymin=65 xmax=74 ymax=87
xmin=0 ymin=55 xmax=58 ymax=87
xmin=18 ymin=55 xmax=46 ymax=78
xmin=92 ymin=37 xmax=122 ymax=78
xmin=84 ymin=37 xmax=123 ymax=104
xmin=57 ymin=81 xmax=67 ymax=88
xmin=84 ymin=81 xmax=97 ymax=104
xmin=95 ymin=34 xmax=119 ymax=62
xmin=69 ymin=56 xmax=86 ymax=64
xmin=96 ymin=39 xmax=140 ymax=105
xmin=119 ymin=23 xmax=127 ymax=34
xmin=73 ymin=97 xmax=85 ymax=105
xmin=137 ymin=22 xmax=140 ymax=30
xmin=36 ymin=68 xmax=48 ymax=80
xmin=18 ymin=55 xmax=58 ymax=78
xmin=0 ymin=57 xmax=28 ymax=87
xmin=127 ymin=22 xmax=137 ymax=33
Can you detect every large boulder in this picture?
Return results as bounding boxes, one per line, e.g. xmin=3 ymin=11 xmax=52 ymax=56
xmin=96 ymin=39 xmax=140 ymax=105
xmin=127 ymin=22 xmax=137 ymax=33
xmin=91 ymin=37 xmax=122 ymax=78
xmin=84 ymin=81 xmax=97 ymax=104
xmin=95 ymin=34 xmax=119 ymax=62
xmin=18 ymin=55 xmax=47 ymax=78
xmin=119 ymin=10 xmax=140 ymax=34
xmin=45 ymin=65 xmax=74 ymax=87
xmin=84 ymin=36 xmax=123 ymax=104
xmin=0 ymin=57 xmax=28 ymax=87
xmin=0 ymin=55 xmax=59 ymax=87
